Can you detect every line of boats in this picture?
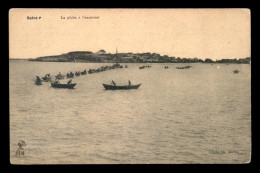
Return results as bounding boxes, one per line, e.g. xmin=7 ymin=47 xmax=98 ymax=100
xmin=139 ymin=65 xmax=151 ymax=69
xmin=34 ymin=63 xmax=240 ymax=89
xmin=176 ymin=65 xmax=192 ymax=69
xmin=34 ymin=63 xmax=141 ymax=90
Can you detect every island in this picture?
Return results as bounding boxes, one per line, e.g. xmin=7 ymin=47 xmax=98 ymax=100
xmin=28 ymin=50 xmax=251 ymax=64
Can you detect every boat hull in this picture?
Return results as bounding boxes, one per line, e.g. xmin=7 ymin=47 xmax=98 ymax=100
xmin=35 ymin=81 xmax=42 ymax=85
xmin=103 ymin=84 xmax=141 ymax=90
xmin=51 ymin=83 xmax=76 ymax=89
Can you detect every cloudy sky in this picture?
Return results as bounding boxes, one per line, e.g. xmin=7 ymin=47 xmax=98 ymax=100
xmin=9 ymin=8 xmax=250 ymax=60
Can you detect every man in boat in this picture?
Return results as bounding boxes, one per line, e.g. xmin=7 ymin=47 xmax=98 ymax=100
xmin=36 ymin=76 xmax=41 ymax=81
xmin=67 ymin=79 xmax=72 ymax=84
xmin=112 ymin=80 xmax=116 ymax=86
xmin=54 ymin=79 xmax=60 ymax=84
xmin=128 ymin=80 xmax=131 ymax=86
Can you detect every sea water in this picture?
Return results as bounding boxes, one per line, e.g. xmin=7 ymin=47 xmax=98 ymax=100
xmin=9 ymin=60 xmax=251 ymax=164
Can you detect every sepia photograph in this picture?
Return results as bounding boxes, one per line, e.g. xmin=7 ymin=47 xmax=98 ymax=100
xmin=9 ymin=8 xmax=251 ymax=164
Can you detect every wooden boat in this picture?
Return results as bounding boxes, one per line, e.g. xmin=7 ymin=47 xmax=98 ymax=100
xmin=42 ymin=73 xmax=51 ymax=82
xmin=35 ymin=76 xmax=42 ymax=85
xmin=103 ymin=83 xmax=141 ymax=90
xmin=35 ymin=80 xmax=42 ymax=85
xmin=81 ymin=70 xmax=87 ymax=75
xmin=51 ymin=82 xmax=76 ymax=89
xmin=42 ymin=77 xmax=51 ymax=82
xmin=66 ymin=72 xmax=74 ymax=78
xmin=233 ymin=70 xmax=239 ymax=74
xmin=55 ymin=74 xmax=64 ymax=80
xmin=75 ymin=71 xmax=81 ymax=76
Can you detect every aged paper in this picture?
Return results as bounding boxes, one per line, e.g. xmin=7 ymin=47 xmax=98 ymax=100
xmin=9 ymin=8 xmax=251 ymax=164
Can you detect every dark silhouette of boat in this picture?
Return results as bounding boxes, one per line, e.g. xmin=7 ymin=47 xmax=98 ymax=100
xmin=51 ymin=82 xmax=76 ymax=89
xmin=35 ymin=80 xmax=42 ymax=85
xmin=81 ymin=70 xmax=87 ymax=75
xmin=35 ymin=76 xmax=42 ymax=85
xmin=233 ymin=70 xmax=239 ymax=74
xmin=55 ymin=73 xmax=65 ymax=80
xmin=66 ymin=72 xmax=74 ymax=78
xmin=42 ymin=73 xmax=51 ymax=82
xmin=75 ymin=71 xmax=81 ymax=76
xmin=176 ymin=65 xmax=192 ymax=69
xmin=103 ymin=83 xmax=141 ymax=90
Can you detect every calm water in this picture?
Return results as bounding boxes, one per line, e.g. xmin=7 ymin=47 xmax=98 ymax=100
xmin=9 ymin=60 xmax=251 ymax=164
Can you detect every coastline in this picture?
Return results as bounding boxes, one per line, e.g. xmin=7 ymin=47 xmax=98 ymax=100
xmin=24 ymin=50 xmax=250 ymax=64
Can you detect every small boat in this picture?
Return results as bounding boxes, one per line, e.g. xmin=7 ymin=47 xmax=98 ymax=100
xmin=35 ymin=76 xmax=42 ymax=85
xmin=51 ymin=82 xmax=76 ymax=89
xmin=81 ymin=70 xmax=87 ymax=75
xmin=42 ymin=76 xmax=51 ymax=82
xmin=233 ymin=70 xmax=239 ymax=74
xmin=103 ymin=83 xmax=141 ymax=90
xmin=55 ymin=73 xmax=64 ymax=80
xmin=66 ymin=72 xmax=74 ymax=78
xmin=35 ymin=80 xmax=42 ymax=85
xmin=75 ymin=71 xmax=81 ymax=76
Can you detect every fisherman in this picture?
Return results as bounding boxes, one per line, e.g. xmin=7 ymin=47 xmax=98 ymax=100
xmin=67 ymin=79 xmax=72 ymax=84
xmin=54 ymin=79 xmax=59 ymax=84
xmin=128 ymin=80 xmax=131 ymax=86
xmin=112 ymin=80 xmax=116 ymax=86
xmin=36 ymin=76 xmax=41 ymax=81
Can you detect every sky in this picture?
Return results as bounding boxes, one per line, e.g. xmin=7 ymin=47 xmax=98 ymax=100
xmin=9 ymin=9 xmax=251 ymax=60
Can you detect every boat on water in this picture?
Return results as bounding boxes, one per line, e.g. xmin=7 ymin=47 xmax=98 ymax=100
xmin=176 ymin=65 xmax=192 ymax=69
xmin=42 ymin=76 xmax=51 ymax=82
xmin=35 ymin=76 xmax=42 ymax=85
xmin=81 ymin=70 xmax=87 ymax=75
xmin=66 ymin=72 xmax=74 ymax=78
xmin=35 ymin=80 xmax=42 ymax=85
xmin=55 ymin=73 xmax=65 ymax=80
xmin=103 ymin=83 xmax=141 ymax=90
xmin=233 ymin=70 xmax=239 ymax=74
xmin=51 ymin=82 xmax=76 ymax=89
xmin=75 ymin=71 xmax=81 ymax=76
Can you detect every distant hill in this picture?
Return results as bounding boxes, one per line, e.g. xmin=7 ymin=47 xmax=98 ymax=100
xmin=29 ymin=50 xmax=251 ymax=64
xmin=29 ymin=51 xmax=108 ymax=62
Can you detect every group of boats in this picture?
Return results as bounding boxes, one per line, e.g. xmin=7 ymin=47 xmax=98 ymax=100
xmin=35 ymin=63 xmax=240 ymax=89
xmin=88 ymin=63 xmax=124 ymax=74
xmin=176 ymin=65 xmax=192 ymax=69
xmin=139 ymin=65 xmax=151 ymax=69
xmin=34 ymin=63 xmax=141 ymax=90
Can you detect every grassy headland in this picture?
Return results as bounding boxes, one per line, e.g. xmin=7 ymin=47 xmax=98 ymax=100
xmin=28 ymin=50 xmax=251 ymax=64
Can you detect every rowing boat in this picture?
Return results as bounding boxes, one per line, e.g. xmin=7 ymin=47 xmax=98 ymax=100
xmin=102 ymin=83 xmax=141 ymax=90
